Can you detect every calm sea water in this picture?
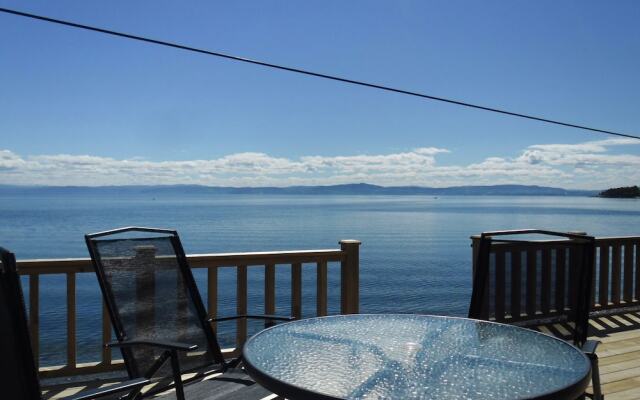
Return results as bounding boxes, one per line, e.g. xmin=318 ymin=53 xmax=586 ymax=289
xmin=1 ymin=193 xmax=639 ymax=366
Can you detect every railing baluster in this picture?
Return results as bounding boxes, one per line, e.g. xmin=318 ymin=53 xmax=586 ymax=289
xmin=67 ymin=272 xmax=76 ymax=370
xmin=236 ymin=265 xmax=248 ymax=346
xmin=29 ymin=274 xmax=39 ymax=368
xmin=636 ymin=242 xmax=640 ymax=302
xmin=599 ymin=245 xmax=610 ymax=308
xmin=265 ymin=264 xmax=275 ymax=327
xmin=569 ymin=245 xmax=579 ymax=313
xmin=494 ymin=250 xmax=505 ymax=321
xmin=291 ymin=263 xmax=302 ymax=319
xmin=541 ymin=249 xmax=551 ymax=315
xmin=208 ymin=267 xmax=218 ymax=331
xmin=612 ymin=244 xmax=622 ymax=305
xmin=624 ymin=243 xmax=634 ymax=303
xmin=511 ymin=250 xmax=521 ymax=320
xmin=591 ymin=246 xmax=597 ymax=308
xmin=102 ymin=301 xmax=111 ymax=365
xmin=317 ymin=260 xmax=328 ymax=316
xmin=556 ymin=248 xmax=566 ymax=312
xmin=482 ymin=259 xmax=490 ymax=320
xmin=526 ymin=250 xmax=537 ymax=317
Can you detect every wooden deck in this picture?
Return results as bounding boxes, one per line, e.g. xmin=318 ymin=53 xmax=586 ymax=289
xmin=41 ymin=309 xmax=640 ymax=400
xmin=589 ymin=311 xmax=640 ymax=400
xmin=548 ymin=309 xmax=640 ymax=400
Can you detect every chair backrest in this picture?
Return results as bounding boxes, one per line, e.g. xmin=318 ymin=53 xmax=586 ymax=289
xmin=85 ymin=227 xmax=225 ymax=380
xmin=0 ymin=247 xmax=42 ymax=400
xmin=468 ymin=229 xmax=595 ymax=347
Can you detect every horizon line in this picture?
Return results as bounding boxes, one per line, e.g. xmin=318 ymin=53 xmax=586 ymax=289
xmin=0 ymin=182 xmax=602 ymax=192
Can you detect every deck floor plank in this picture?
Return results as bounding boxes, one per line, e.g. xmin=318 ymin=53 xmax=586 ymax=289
xmin=589 ymin=318 xmax=640 ymax=398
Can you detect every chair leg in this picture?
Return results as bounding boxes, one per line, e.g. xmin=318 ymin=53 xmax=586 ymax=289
xmin=226 ymin=354 xmax=244 ymax=369
xmin=590 ymin=354 xmax=604 ymax=400
xmin=169 ymin=350 xmax=186 ymax=400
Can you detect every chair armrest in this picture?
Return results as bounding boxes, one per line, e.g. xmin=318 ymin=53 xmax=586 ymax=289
xmin=64 ymin=378 xmax=149 ymax=400
xmin=581 ymin=339 xmax=600 ymax=356
xmin=106 ymin=339 xmax=198 ymax=352
xmin=210 ymin=314 xmax=295 ymax=322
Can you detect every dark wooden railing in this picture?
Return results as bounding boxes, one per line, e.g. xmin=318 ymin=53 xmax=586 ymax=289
xmin=593 ymin=237 xmax=640 ymax=312
xmin=17 ymin=240 xmax=361 ymax=378
xmin=471 ymin=234 xmax=640 ymax=323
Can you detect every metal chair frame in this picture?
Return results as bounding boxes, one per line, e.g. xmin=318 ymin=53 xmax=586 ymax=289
xmin=86 ymin=227 xmax=293 ymax=400
xmin=0 ymin=246 xmax=149 ymax=400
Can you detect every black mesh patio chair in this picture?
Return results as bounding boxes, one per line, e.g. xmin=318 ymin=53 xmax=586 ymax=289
xmin=468 ymin=229 xmax=603 ymax=400
xmin=85 ymin=227 xmax=293 ymax=400
xmin=0 ymin=246 xmax=150 ymax=400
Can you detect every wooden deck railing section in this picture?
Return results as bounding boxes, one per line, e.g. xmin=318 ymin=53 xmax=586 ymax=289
xmin=471 ymin=234 xmax=640 ymax=323
xmin=17 ymin=240 xmax=360 ymax=379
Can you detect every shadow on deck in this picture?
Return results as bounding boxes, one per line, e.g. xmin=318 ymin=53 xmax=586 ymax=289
xmin=42 ymin=372 xmax=282 ymax=400
xmin=587 ymin=311 xmax=640 ymax=400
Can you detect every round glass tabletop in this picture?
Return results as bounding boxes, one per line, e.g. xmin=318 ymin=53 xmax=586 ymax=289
xmin=242 ymin=314 xmax=591 ymax=400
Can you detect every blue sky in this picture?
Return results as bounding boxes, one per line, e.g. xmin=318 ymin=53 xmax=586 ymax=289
xmin=1 ymin=1 xmax=639 ymax=188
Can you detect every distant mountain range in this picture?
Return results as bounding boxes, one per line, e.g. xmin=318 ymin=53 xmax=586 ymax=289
xmin=0 ymin=183 xmax=599 ymax=196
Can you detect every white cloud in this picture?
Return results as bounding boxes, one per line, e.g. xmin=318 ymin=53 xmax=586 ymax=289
xmin=0 ymin=139 xmax=638 ymax=189
xmin=0 ymin=150 xmax=26 ymax=170
xmin=518 ymin=138 xmax=640 ymax=167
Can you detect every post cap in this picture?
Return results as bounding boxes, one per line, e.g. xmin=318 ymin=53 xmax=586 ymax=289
xmin=339 ymin=240 xmax=361 ymax=246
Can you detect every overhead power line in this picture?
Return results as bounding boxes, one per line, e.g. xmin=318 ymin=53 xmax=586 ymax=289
xmin=1 ymin=6 xmax=638 ymax=140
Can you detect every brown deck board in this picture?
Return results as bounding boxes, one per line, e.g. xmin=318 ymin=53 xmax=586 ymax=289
xmin=587 ymin=312 xmax=640 ymax=399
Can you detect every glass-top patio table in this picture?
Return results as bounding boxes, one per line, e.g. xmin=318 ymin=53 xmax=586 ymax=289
xmin=242 ymin=314 xmax=591 ymax=400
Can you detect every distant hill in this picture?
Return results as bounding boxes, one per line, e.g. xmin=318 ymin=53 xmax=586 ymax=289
xmin=599 ymin=186 xmax=640 ymax=198
xmin=0 ymin=183 xmax=598 ymax=196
